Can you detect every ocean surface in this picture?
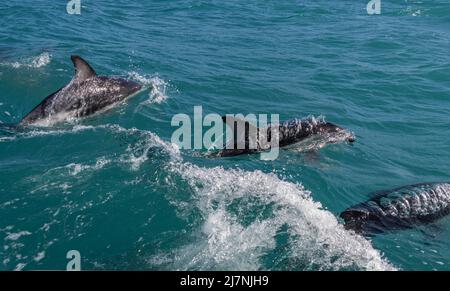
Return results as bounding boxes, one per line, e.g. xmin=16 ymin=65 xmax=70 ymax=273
xmin=1 ymin=1 xmax=449 ymax=270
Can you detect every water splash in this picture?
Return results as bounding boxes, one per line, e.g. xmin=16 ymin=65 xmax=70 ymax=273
xmin=0 ymin=121 xmax=394 ymax=270
xmin=65 ymin=157 xmax=111 ymax=176
xmin=128 ymin=72 xmax=169 ymax=105
xmin=163 ymin=163 xmax=396 ymax=271
xmin=0 ymin=52 xmax=51 ymax=69
xmin=119 ymin=128 xmax=180 ymax=170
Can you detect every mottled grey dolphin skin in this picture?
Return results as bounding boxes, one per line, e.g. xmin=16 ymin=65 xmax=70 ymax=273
xmin=340 ymin=183 xmax=450 ymax=235
xmin=218 ymin=116 xmax=355 ymax=157
xmin=20 ymin=55 xmax=142 ymax=126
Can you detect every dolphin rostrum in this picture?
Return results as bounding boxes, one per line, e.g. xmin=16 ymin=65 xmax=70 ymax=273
xmin=20 ymin=55 xmax=142 ymax=126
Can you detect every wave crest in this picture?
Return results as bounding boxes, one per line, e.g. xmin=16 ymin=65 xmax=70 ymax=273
xmin=164 ymin=163 xmax=396 ymax=271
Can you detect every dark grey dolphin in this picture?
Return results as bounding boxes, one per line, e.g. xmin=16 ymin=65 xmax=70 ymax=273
xmin=340 ymin=182 xmax=450 ymax=235
xmin=218 ymin=116 xmax=355 ymax=157
xmin=20 ymin=55 xmax=142 ymax=126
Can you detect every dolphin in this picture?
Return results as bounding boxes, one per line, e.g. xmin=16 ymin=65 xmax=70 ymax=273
xmin=19 ymin=55 xmax=142 ymax=126
xmin=217 ymin=116 xmax=355 ymax=157
xmin=340 ymin=182 xmax=450 ymax=235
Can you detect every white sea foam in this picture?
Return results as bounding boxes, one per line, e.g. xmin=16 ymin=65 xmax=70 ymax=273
xmin=14 ymin=263 xmax=27 ymax=271
xmin=1 ymin=52 xmax=51 ymax=69
xmin=2 ymin=123 xmax=180 ymax=170
xmin=33 ymin=251 xmax=45 ymax=262
xmin=120 ymin=129 xmax=180 ymax=170
xmin=66 ymin=157 xmax=111 ymax=176
xmin=5 ymin=231 xmax=32 ymax=241
xmin=128 ymin=72 xmax=169 ymax=105
xmin=0 ymin=121 xmax=394 ymax=270
xmin=165 ymin=163 xmax=396 ymax=271
xmin=1 ymin=124 xmax=127 ymax=142
xmin=0 ymin=124 xmax=97 ymax=142
xmin=412 ymin=10 xmax=421 ymax=17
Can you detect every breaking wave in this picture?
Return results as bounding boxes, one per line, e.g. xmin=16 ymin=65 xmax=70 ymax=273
xmin=0 ymin=122 xmax=394 ymax=270
xmin=159 ymin=162 xmax=396 ymax=271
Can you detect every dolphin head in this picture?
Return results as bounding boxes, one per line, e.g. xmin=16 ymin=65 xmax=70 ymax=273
xmin=117 ymin=78 xmax=142 ymax=97
xmin=320 ymin=122 xmax=356 ymax=143
xmin=340 ymin=207 xmax=374 ymax=233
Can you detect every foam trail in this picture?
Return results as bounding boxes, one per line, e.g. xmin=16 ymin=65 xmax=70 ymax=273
xmin=0 ymin=124 xmax=180 ymax=166
xmin=119 ymin=128 xmax=180 ymax=170
xmin=65 ymin=157 xmax=111 ymax=176
xmin=0 ymin=123 xmax=18 ymax=138
xmin=166 ymin=163 xmax=396 ymax=271
xmin=0 ymin=52 xmax=51 ymax=69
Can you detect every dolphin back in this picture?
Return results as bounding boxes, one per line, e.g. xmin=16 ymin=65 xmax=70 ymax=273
xmin=19 ymin=88 xmax=62 ymax=126
xmin=341 ymin=182 xmax=450 ymax=234
xmin=19 ymin=55 xmax=142 ymax=126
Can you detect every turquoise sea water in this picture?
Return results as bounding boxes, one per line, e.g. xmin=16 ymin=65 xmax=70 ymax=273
xmin=0 ymin=1 xmax=449 ymax=270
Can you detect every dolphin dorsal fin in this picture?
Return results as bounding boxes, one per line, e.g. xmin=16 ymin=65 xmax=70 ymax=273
xmin=71 ymin=55 xmax=97 ymax=82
